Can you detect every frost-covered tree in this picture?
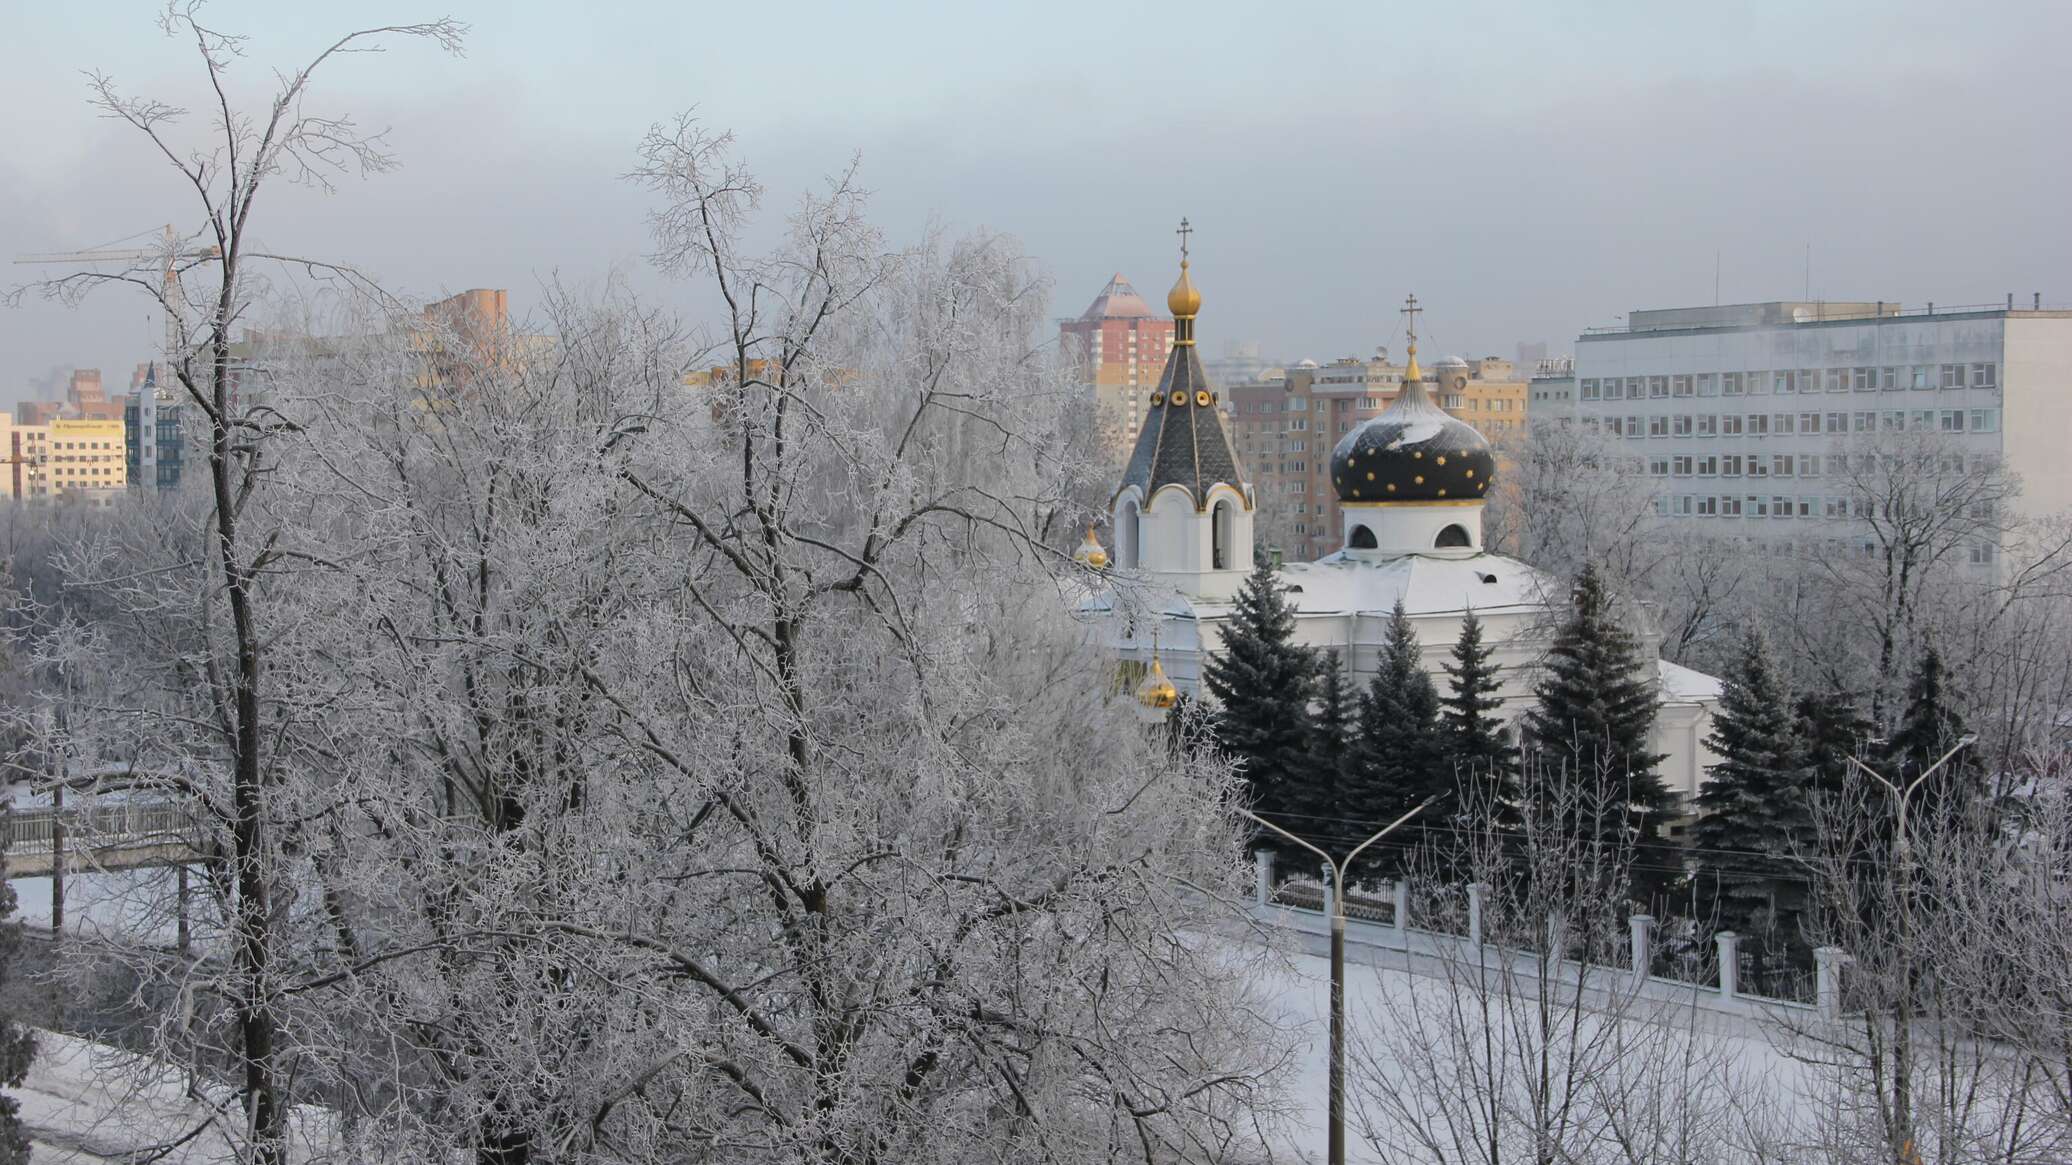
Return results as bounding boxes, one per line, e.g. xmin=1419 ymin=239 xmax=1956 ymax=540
xmin=14 ymin=10 xmax=464 ymax=1163
xmin=221 ymin=121 xmax=1292 ymax=1161
xmin=1203 ymin=552 xmax=1317 ymax=840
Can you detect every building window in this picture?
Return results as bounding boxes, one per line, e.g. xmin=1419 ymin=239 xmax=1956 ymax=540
xmin=1880 ymin=367 xmax=1899 ymax=391
xmin=1697 ymin=415 xmax=1717 ymax=437
xmin=1972 ymin=363 xmax=1998 ymax=389
xmin=1626 ymin=416 xmax=1644 ymax=437
xmin=1721 ymin=455 xmax=1743 ymax=477
xmin=1626 ymin=378 xmax=1646 ymax=400
xmin=1698 ymin=456 xmax=1718 ymax=477
xmin=1747 ymin=414 xmax=1768 ymax=436
xmin=1971 ymin=408 xmax=2000 ymax=432
xmin=1648 ymin=416 xmax=1668 ymax=438
xmin=1673 ymin=456 xmax=1693 ymax=476
xmin=1822 ymin=368 xmax=1845 ymax=393
xmin=1674 ymin=495 xmax=1694 ymax=516
xmin=1212 ymin=499 xmax=1235 ymax=570
xmin=1697 ymin=496 xmax=1718 ymax=516
xmin=1939 ymin=410 xmax=1965 ymax=432
xmin=1648 ymin=457 xmax=1669 ymax=476
xmin=1774 ymin=371 xmax=1796 ymax=394
xmin=1942 ymin=364 xmax=1965 ymax=390
xmin=1853 ymin=412 xmax=1875 ymax=432
xmin=1774 ymin=454 xmax=1795 ymax=476
xmin=1854 ymin=367 xmax=1877 ymax=392
xmin=1723 ymin=372 xmax=1744 ymax=396
xmin=1880 ymin=411 xmax=1904 ymax=431
xmin=1697 ymin=374 xmax=1719 ymax=398
xmin=1646 ymin=376 xmax=1666 ymax=398
xmin=1435 ymin=523 xmax=1471 ymax=549
xmin=1721 ymin=415 xmax=1744 ymax=436
xmin=1349 ymin=524 xmax=1377 ymax=550
xmin=1909 ymin=410 xmax=1934 ymax=431
xmin=1721 ymin=496 xmax=1743 ymax=517
xmin=1774 ymin=413 xmax=1796 ymax=434
xmin=1671 ymin=375 xmax=1692 ymax=397
xmin=1673 ymin=415 xmax=1693 ymax=436
xmin=1749 ymin=370 xmax=1770 ymax=396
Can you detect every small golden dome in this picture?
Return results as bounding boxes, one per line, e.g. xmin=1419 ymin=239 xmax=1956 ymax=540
xmin=1168 ymin=261 xmax=1202 ymax=318
xmin=1136 ymin=656 xmax=1179 ymax=710
xmin=1072 ymin=526 xmax=1109 ymax=570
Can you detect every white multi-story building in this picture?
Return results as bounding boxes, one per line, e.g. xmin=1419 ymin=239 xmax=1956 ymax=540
xmin=1572 ymin=301 xmax=2072 ymax=551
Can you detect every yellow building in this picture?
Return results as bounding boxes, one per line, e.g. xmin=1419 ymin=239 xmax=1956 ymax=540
xmin=2 ymin=415 xmax=127 ymax=503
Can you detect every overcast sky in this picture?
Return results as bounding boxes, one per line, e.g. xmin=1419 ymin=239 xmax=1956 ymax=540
xmin=5 ymin=0 xmax=2069 ymax=404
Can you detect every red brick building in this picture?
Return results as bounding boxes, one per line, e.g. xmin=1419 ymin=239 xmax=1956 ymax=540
xmin=1059 ymin=274 xmax=1176 ymax=457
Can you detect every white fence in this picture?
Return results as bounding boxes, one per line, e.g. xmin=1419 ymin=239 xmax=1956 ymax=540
xmin=1248 ymin=850 xmax=1842 ymax=1022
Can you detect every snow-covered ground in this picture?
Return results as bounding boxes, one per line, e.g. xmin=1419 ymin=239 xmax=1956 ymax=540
xmin=10 ymin=868 xmax=193 ymax=948
xmin=1256 ymin=944 xmax=1810 ymax=1164
xmin=18 ymin=1030 xmax=338 ymax=1163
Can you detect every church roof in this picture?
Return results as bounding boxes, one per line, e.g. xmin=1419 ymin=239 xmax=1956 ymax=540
xmin=1079 ymin=274 xmax=1159 ymax=320
xmin=1116 ymin=342 xmax=1247 ymax=511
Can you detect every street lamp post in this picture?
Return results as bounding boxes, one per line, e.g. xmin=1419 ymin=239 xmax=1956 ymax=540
xmin=1242 ymin=799 xmax=1433 ymax=1165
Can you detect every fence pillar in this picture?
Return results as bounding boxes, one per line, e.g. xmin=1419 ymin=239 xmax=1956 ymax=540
xmin=176 ymin=864 xmax=191 ymax=955
xmin=1254 ymin=850 xmax=1273 ymax=908
xmin=1815 ymin=946 xmax=1847 ymax=1020
xmin=1467 ymin=882 xmax=1488 ymax=950
xmin=1628 ymin=913 xmax=1654 ymax=991
xmin=1320 ymin=862 xmax=1335 ymax=920
xmin=1716 ymin=931 xmax=1740 ymax=1000
xmin=49 ymin=783 xmax=64 ymax=940
xmin=1392 ymin=879 xmax=1410 ymax=938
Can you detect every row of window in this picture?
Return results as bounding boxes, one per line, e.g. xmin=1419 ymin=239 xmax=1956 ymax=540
xmin=1581 ymin=364 xmax=1998 ymax=401
xmin=1645 ymin=451 xmax=2002 ymax=481
xmin=1587 ymin=408 xmax=2002 ymax=439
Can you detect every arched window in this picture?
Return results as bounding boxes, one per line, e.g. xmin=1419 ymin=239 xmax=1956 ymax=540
xmin=1348 ymin=524 xmax=1378 ymax=550
xmin=1116 ymin=500 xmax=1141 ymax=569
xmin=1211 ymin=499 xmax=1235 ymax=570
xmin=1435 ymin=523 xmax=1471 ymax=549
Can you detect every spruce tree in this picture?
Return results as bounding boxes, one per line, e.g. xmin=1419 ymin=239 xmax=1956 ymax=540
xmin=1793 ymin=688 xmax=1873 ymax=808
xmin=1522 ymin=564 xmax=1672 ymax=891
xmin=1442 ymin=608 xmax=1515 ymax=805
xmin=1345 ymin=600 xmax=1446 ymax=876
xmin=1203 ymin=552 xmax=1317 ymax=844
xmin=1690 ymin=631 xmax=1802 ymax=970
xmin=1307 ymin=651 xmax=1358 ymax=827
xmin=1882 ymin=646 xmax=1981 ymax=819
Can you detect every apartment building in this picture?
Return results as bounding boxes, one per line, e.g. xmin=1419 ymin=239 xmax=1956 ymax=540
xmin=1572 ymin=302 xmax=2072 ymax=562
xmin=2 ymin=414 xmax=127 ymax=502
xmin=1059 ymin=274 xmax=1177 ymax=457
xmin=1231 ymin=351 xmax=1528 ymax=559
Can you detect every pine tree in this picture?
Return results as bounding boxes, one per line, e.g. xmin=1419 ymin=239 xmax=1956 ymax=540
xmin=1793 ymin=688 xmax=1872 ymax=808
xmin=1689 ymin=631 xmax=1802 ymax=971
xmin=1203 ymin=552 xmax=1318 ymax=844
xmin=1441 ymin=608 xmax=1515 ymax=805
xmin=1521 ymin=564 xmax=1672 ymax=892
xmin=1345 ymin=601 xmax=1446 ymax=876
xmin=1307 ymin=651 xmax=1358 ymax=827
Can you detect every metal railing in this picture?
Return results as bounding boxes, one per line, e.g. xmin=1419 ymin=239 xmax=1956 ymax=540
xmin=6 ymin=801 xmax=203 ymax=853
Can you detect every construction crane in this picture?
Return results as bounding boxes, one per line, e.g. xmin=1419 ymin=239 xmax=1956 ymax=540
xmin=14 ymin=223 xmax=223 ymax=369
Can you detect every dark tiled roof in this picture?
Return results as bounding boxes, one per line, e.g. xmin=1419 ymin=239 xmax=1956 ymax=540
xmin=1116 ymin=343 xmax=1249 ymax=511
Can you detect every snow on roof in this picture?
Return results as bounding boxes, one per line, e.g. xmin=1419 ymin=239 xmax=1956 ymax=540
xmin=1174 ymin=551 xmax=1557 ymax=621
xmin=1658 ymin=657 xmax=1725 ymax=703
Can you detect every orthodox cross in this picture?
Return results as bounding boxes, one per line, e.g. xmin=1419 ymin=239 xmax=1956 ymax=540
xmin=1176 ymin=217 xmax=1192 ymax=262
xmin=1401 ymin=292 xmax=1421 ymax=348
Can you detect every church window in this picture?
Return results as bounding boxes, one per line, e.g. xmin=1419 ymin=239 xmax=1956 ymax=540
xmin=1434 ymin=523 xmax=1471 ymax=549
xmin=1348 ymin=524 xmax=1378 ymax=550
xmin=1211 ymin=499 xmax=1236 ymax=571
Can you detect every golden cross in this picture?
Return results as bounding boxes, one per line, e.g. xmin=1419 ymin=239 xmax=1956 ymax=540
xmin=1401 ymin=293 xmax=1421 ymax=347
xmin=1176 ymin=217 xmax=1192 ymax=262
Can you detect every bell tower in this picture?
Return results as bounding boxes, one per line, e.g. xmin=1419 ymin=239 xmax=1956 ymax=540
xmin=1107 ymin=219 xmax=1254 ymax=599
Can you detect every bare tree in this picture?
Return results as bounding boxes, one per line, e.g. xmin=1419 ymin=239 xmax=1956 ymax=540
xmin=1351 ymin=758 xmax=1780 ymax=1164
xmin=11 ymin=7 xmax=463 ymax=1162
xmin=1784 ymin=752 xmax=2072 ymax=1163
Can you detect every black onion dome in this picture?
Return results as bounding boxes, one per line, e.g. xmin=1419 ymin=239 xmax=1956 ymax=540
xmin=1116 ymin=340 xmax=1247 ymax=511
xmin=1329 ymin=372 xmax=1495 ymax=504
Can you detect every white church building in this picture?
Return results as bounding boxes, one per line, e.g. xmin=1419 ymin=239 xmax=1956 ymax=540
xmin=1086 ymin=249 xmax=1724 ymax=808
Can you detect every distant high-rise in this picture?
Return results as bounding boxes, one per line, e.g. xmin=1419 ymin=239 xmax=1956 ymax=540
xmin=1059 ymin=274 xmax=1176 ymax=455
xmin=125 ymin=363 xmax=186 ymax=493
